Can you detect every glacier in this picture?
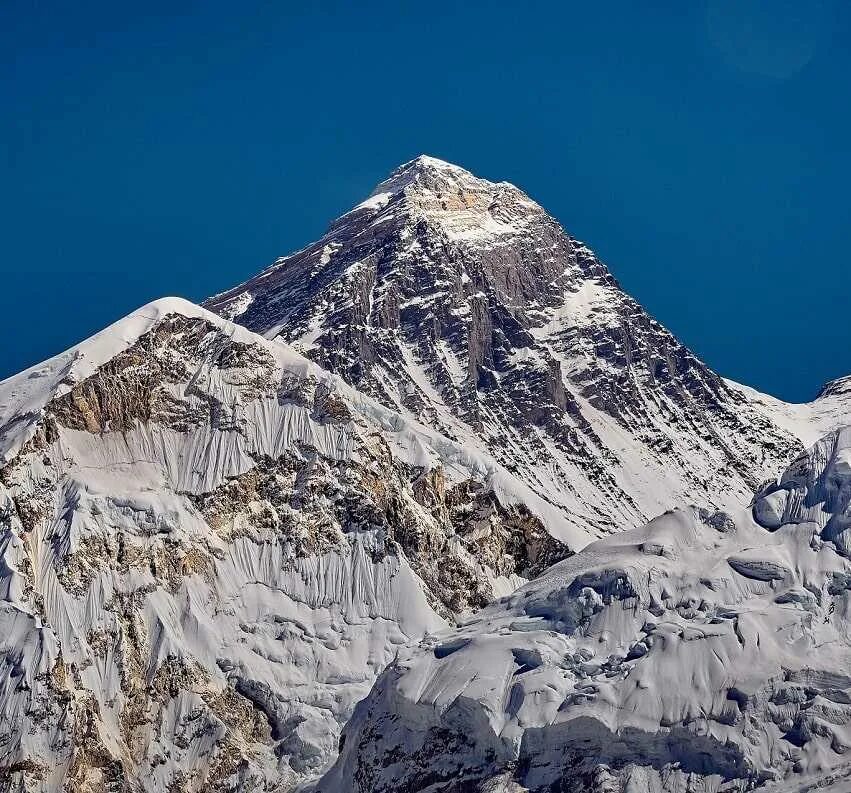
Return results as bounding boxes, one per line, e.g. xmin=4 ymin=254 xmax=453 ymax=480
xmin=322 ymin=429 xmax=851 ymax=792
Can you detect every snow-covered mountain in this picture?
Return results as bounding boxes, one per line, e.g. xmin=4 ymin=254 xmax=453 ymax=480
xmin=1 ymin=156 xmax=850 ymax=793
xmin=0 ymin=299 xmax=574 ymax=791
xmin=205 ymin=155 xmax=833 ymax=541
xmin=321 ymin=427 xmax=851 ymax=793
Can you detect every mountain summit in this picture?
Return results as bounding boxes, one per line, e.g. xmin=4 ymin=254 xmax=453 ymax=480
xmin=357 ymin=154 xmax=545 ymax=243
xmin=205 ymin=157 xmax=835 ymax=541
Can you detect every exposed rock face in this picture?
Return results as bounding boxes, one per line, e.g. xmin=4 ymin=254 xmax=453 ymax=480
xmin=0 ymin=299 xmax=569 ymax=792
xmin=205 ymin=155 xmax=803 ymax=540
xmin=320 ymin=428 xmax=851 ymax=793
xmin=47 ymin=314 xmax=277 ymax=434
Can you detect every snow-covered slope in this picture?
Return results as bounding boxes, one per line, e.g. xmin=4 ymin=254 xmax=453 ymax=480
xmin=321 ymin=426 xmax=851 ymax=793
xmin=0 ymin=298 xmax=576 ymax=791
xmin=729 ymin=376 xmax=851 ymax=448
xmin=205 ymin=155 xmax=813 ymax=541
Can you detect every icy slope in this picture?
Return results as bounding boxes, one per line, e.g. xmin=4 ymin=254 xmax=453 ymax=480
xmin=205 ymin=155 xmax=804 ymax=541
xmin=729 ymin=376 xmax=851 ymax=448
xmin=321 ymin=427 xmax=851 ymax=793
xmin=0 ymin=297 xmax=574 ymax=792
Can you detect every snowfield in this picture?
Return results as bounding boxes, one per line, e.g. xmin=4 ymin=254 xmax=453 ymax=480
xmin=321 ymin=428 xmax=851 ymax=793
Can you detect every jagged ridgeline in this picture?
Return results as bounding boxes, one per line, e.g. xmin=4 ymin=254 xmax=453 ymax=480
xmin=0 ymin=157 xmax=849 ymax=792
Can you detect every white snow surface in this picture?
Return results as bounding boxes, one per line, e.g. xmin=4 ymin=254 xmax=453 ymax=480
xmin=322 ymin=427 xmax=851 ymax=793
xmin=728 ymin=377 xmax=851 ymax=447
xmin=0 ymin=296 xmax=588 ymax=791
xmin=0 ymin=298 xmax=587 ymax=548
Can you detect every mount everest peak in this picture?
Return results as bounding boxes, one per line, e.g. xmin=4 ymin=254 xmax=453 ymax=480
xmin=0 ymin=158 xmax=849 ymax=792
xmin=205 ymin=156 xmax=844 ymax=542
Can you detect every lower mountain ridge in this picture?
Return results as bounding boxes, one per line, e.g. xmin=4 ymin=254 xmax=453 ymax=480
xmin=0 ymin=293 xmax=848 ymax=793
xmin=320 ymin=427 xmax=851 ymax=793
xmin=0 ymin=299 xmax=572 ymax=791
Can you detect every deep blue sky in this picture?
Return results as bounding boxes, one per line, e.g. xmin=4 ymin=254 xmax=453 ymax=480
xmin=2 ymin=1 xmax=849 ymax=401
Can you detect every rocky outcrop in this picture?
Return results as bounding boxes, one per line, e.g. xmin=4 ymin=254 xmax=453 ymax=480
xmin=48 ymin=314 xmax=277 ymax=434
xmin=3 ymin=156 xmax=851 ymax=793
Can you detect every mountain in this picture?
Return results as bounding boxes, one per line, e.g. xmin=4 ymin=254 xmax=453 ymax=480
xmin=1 ymin=156 xmax=850 ymax=793
xmin=0 ymin=298 xmax=575 ymax=791
xmin=320 ymin=427 xmax=851 ymax=793
xmin=205 ymin=155 xmax=834 ymax=541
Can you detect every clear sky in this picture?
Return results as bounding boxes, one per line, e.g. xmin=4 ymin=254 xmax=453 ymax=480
xmin=2 ymin=1 xmax=849 ymax=401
